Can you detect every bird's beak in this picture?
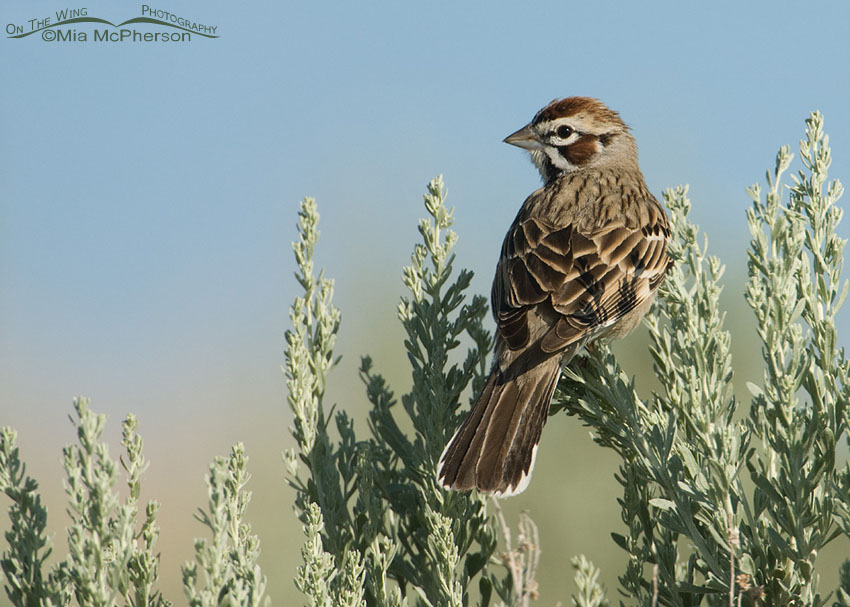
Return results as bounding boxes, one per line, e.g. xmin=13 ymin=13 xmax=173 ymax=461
xmin=503 ymin=124 xmax=540 ymax=150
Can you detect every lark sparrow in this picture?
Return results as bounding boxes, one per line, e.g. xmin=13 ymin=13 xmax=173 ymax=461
xmin=438 ymin=97 xmax=672 ymax=496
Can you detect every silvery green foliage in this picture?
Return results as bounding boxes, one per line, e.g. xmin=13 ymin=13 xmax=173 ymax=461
xmin=368 ymin=177 xmax=498 ymax=605
xmin=284 ymin=197 xmax=372 ymax=607
xmin=182 ymin=443 xmax=269 ymax=607
xmin=61 ymin=400 xmax=171 ymax=607
xmin=570 ymin=556 xmax=608 ymax=607
xmin=286 ymin=180 xmax=524 ymax=607
xmin=555 ymin=113 xmax=850 ymax=606
xmin=294 ymin=501 xmax=368 ymax=607
xmin=0 ymin=398 xmax=170 ymax=607
xmin=0 ymin=427 xmax=62 ymax=606
xmin=2 ymin=399 xmax=269 ymax=607
xmin=120 ymin=414 xmax=168 ymax=607
xmin=743 ymin=113 xmax=849 ymax=606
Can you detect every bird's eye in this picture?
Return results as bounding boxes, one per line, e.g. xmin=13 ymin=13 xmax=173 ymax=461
xmin=556 ymin=125 xmax=573 ymax=139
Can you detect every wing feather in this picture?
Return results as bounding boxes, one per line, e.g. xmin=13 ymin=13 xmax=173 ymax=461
xmin=492 ymin=182 xmax=671 ymax=354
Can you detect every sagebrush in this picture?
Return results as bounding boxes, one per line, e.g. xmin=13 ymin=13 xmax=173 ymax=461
xmin=2 ymin=112 xmax=849 ymax=607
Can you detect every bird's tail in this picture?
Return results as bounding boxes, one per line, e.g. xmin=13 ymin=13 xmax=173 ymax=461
xmin=437 ymin=355 xmax=562 ymax=496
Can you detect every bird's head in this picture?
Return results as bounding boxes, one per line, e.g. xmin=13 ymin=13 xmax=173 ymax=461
xmin=504 ymin=97 xmax=638 ymax=182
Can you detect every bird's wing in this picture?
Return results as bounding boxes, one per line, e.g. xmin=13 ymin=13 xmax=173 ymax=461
xmin=491 ymin=199 xmax=671 ymax=354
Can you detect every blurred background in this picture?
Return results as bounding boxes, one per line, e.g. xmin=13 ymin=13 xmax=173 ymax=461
xmin=2 ymin=1 xmax=850 ymax=604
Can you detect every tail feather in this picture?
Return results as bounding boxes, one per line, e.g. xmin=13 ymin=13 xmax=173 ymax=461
xmin=438 ymin=356 xmax=562 ymax=496
xmin=505 ymin=368 xmax=559 ymax=490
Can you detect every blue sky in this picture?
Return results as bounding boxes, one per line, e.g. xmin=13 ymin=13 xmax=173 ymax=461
xmin=2 ymin=0 xmax=850 ymax=602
